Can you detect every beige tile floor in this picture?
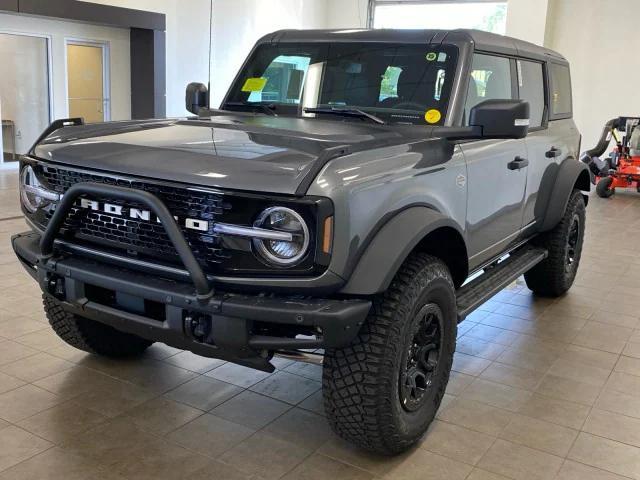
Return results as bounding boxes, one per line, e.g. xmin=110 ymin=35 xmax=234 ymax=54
xmin=1 ymin=167 xmax=640 ymax=479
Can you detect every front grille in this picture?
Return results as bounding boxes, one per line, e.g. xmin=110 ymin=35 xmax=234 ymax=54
xmin=38 ymin=166 xmax=234 ymax=271
xmin=27 ymin=162 xmax=325 ymax=277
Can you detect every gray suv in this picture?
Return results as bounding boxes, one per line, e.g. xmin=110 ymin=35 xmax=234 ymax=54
xmin=12 ymin=29 xmax=589 ymax=455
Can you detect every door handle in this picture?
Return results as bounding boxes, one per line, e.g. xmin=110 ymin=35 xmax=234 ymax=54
xmin=545 ymin=146 xmax=562 ymax=158
xmin=508 ymin=156 xmax=529 ymax=170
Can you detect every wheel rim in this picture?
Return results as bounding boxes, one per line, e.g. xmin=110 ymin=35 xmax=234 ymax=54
xmin=399 ymin=303 xmax=443 ymax=412
xmin=565 ymin=213 xmax=581 ymax=273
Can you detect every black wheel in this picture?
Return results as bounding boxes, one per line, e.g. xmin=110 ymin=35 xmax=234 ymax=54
xmin=44 ymin=294 xmax=152 ymax=357
xmin=596 ymin=177 xmax=615 ymax=198
xmin=322 ymin=253 xmax=457 ymax=455
xmin=525 ymin=189 xmax=586 ymax=297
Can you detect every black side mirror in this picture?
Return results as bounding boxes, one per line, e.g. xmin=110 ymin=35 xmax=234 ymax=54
xmin=470 ymin=99 xmax=530 ymax=139
xmin=185 ymin=82 xmax=208 ymax=115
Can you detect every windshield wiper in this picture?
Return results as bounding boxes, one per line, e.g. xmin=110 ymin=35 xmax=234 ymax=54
xmin=223 ymin=101 xmax=277 ymax=116
xmin=304 ymin=107 xmax=386 ymax=125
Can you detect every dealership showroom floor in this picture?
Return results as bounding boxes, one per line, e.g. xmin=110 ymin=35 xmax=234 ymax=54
xmin=0 ymin=169 xmax=640 ymax=479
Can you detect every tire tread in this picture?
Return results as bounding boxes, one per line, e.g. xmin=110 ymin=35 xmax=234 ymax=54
xmin=525 ymin=189 xmax=585 ymax=296
xmin=322 ymin=253 xmax=456 ymax=454
xmin=44 ymin=294 xmax=152 ymax=357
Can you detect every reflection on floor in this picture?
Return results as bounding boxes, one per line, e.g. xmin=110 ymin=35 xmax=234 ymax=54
xmin=1 ymin=167 xmax=640 ymax=479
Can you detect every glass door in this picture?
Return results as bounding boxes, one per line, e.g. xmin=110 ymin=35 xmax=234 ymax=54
xmin=66 ymin=41 xmax=110 ymax=123
xmin=0 ymin=32 xmax=51 ymax=163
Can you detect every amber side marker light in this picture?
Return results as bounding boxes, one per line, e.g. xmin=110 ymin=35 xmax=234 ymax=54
xmin=322 ymin=216 xmax=333 ymax=254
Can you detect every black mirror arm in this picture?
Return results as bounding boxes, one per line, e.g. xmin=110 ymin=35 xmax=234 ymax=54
xmin=441 ymin=125 xmax=484 ymax=141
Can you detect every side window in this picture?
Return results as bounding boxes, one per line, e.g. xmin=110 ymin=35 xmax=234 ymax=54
xmin=517 ymin=60 xmax=545 ymax=128
xmin=465 ymin=54 xmax=513 ymax=125
xmin=550 ymin=63 xmax=572 ymax=117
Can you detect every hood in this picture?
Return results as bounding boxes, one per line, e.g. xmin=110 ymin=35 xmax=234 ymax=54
xmin=33 ymin=115 xmax=427 ymax=195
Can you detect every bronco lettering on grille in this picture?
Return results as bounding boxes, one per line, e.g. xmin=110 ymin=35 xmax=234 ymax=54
xmin=78 ymin=199 xmax=209 ymax=232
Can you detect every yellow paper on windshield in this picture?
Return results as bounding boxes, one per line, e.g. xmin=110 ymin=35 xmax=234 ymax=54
xmin=241 ymin=77 xmax=267 ymax=92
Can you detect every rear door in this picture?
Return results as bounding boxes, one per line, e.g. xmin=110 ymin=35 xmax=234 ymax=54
xmin=520 ymin=60 xmax=580 ymax=234
xmin=461 ymin=53 xmax=529 ymax=268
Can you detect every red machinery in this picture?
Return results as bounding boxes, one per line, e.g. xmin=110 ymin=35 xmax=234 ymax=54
xmin=581 ymin=117 xmax=640 ymax=198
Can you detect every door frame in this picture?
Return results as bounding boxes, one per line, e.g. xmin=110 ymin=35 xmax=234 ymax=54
xmin=64 ymin=37 xmax=111 ymax=122
xmin=0 ymin=29 xmax=54 ymax=163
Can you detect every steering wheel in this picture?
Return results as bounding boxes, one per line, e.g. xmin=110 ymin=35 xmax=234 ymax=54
xmin=392 ymin=101 xmax=425 ymax=111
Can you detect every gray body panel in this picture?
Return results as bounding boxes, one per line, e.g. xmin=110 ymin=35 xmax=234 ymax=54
xmin=307 ymin=141 xmax=467 ymax=285
xmin=460 ymin=138 xmax=528 ymax=268
xmin=33 ymin=116 xmax=424 ymax=195
xmin=523 ymin=119 xmax=581 ymax=234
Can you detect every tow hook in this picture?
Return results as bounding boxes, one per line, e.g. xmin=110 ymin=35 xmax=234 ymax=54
xmin=184 ymin=313 xmax=212 ymax=343
xmin=47 ymin=275 xmax=66 ymax=299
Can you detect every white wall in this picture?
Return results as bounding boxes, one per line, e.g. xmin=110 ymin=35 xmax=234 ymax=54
xmin=81 ymin=0 xmax=211 ymax=117
xmin=88 ymin=0 xmax=329 ymax=113
xmin=504 ymin=0 xmax=549 ymax=45
xmin=0 ymin=33 xmax=49 ymax=156
xmin=0 ymin=12 xmax=130 ymax=160
xmin=545 ymin=0 xmax=640 ymax=149
xmin=0 ymin=12 xmax=131 ymax=122
xmin=208 ymin=0 xmax=328 ymax=107
xmin=326 ymin=0 xmax=368 ymax=29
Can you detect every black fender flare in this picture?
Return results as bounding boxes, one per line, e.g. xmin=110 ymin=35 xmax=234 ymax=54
xmin=539 ymin=158 xmax=590 ymax=232
xmin=339 ymin=206 xmax=466 ymax=295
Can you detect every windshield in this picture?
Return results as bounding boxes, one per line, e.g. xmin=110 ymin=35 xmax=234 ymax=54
xmin=224 ymin=42 xmax=459 ymax=125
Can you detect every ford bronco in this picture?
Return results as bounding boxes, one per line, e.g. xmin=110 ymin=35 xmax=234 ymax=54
xmin=12 ymin=29 xmax=589 ymax=454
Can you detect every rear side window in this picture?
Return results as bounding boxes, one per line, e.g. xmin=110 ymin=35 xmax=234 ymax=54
xmin=517 ymin=60 xmax=545 ymax=128
xmin=464 ymin=54 xmax=514 ymax=125
xmin=550 ymin=63 xmax=572 ymax=117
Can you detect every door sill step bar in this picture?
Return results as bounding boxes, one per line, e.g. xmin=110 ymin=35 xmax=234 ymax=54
xmin=456 ymin=245 xmax=548 ymax=321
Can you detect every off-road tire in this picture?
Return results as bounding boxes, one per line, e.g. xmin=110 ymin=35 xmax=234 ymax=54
xmin=596 ymin=176 xmax=615 ymax=198
xmin=322 ymin=253 xmax=457 ymax=455
xmin=44 ymin=294 xmax=152 ymax=357
xmin=525 ymin=189 xmax=586 ymax=296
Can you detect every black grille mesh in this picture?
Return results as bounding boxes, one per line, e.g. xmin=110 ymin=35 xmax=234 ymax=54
xmin=39 ymin=166 xmax=233 ymax=269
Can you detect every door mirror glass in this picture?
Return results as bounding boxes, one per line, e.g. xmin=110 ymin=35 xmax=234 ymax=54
xmin=185 ymin=82 xmax=208 ymax=114
xmin=469 ymin=99 xmax=530 ymax=139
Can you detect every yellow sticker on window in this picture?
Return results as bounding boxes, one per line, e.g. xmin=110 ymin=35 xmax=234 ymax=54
xmin=241 ymin=77 xmax=267 ymax=92
xmin=426 ymin=52 xmax=437 ymax=61
xmin=424 ymin=109 xmax=442 ymax=124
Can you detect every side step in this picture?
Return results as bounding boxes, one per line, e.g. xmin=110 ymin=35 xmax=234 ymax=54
xmin=456 ymin=246 xmax=548 ymax=321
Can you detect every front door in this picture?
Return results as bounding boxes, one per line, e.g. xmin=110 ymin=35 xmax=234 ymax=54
xmin=461 ymin=53 xmax=528 ymax=267
xmin=66 ymin=41 xmax=109 ymax=123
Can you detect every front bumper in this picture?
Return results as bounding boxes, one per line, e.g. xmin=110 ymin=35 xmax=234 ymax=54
xmin=13 ymin=231 xmax=370 ymax=372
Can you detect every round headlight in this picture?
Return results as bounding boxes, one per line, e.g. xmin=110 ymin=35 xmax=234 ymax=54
xmin=252 ymin=207 xmax=310 ymax=266
xmin=20 ymin=165 xmax=49 ymax=213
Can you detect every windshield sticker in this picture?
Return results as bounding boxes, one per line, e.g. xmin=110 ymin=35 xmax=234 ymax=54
xmin=424 ymin=109 xmax=442 ymax=124
xmin=425 ymin=52 xmax=437 ymax=62
xmin=241 ymin=77 xmax=267 ymax=92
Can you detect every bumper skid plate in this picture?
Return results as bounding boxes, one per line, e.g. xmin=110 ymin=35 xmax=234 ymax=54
xmin=13 ymin=228 xmax=370 ymax=372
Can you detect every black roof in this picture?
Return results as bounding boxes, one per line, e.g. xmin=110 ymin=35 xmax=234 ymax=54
xmin=258 ymin=28 xmax=567 ymax=63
